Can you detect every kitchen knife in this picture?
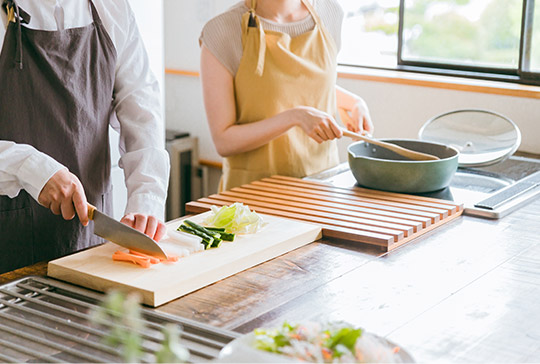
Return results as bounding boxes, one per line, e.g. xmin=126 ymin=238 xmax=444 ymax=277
xmin=87 ymin=204 xmax=168 ymax=259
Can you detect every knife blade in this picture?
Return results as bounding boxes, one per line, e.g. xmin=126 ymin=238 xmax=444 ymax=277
xmin=87 ymin=204 xmax=168 ymax=259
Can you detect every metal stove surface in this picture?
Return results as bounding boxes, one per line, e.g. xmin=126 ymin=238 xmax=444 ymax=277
xmin=305 ymin=155 xmax=540 ymax=219
xmin=0 ymin=276 xmax=238 ymax=363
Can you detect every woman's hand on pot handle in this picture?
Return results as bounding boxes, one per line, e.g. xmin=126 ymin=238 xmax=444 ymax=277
xmin=38 ymin=168 xmax=89 ymax=226
xmin=292 ymin=106 xmax=343 ymax=143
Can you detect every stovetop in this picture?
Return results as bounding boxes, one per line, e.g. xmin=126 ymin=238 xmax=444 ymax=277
xmin=305 ymin=155 xmax=540 ymax=219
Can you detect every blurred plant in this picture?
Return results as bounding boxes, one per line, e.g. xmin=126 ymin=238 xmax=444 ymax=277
xmin=91 ymin=290 xmax=189 ymax=363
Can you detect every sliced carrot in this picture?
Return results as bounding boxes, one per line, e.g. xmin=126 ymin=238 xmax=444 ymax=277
xmin=129 ymin=250 xmax=161 ymax=264
xmin=112 ymin=250 xmax=152 ymax=268
xmin=160 ymin=254 xmax=179 ymax=263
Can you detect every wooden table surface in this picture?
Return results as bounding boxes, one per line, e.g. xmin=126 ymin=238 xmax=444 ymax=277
xmin=2 ymin=196 xmax=540 ymax=362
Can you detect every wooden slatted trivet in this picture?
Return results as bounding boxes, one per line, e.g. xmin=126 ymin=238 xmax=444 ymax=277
xmin=185 ymin=175 xmax=463 ymax=251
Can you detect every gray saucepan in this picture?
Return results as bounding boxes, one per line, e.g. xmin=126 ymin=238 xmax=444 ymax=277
xmin=348 ymin=139 xmax=460 ymax=193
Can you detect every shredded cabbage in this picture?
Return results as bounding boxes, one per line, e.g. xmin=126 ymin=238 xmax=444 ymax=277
xmin=203 ymin=203 xmax=265 ymax=234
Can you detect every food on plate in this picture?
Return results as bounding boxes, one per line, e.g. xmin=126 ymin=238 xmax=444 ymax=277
xmin=112 ymin=250 xmax=179 ymax=268
xmin=203 ymin=202 xmax=265 ymax=234
xmin=250 ymin=321 xmax=405 ymax=363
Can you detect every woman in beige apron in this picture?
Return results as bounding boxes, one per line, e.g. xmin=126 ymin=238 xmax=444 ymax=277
xmin=200 ymin=0 xmax=373 ymax=191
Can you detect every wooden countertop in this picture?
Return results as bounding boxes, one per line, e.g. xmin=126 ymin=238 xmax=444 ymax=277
xmin=2 ymin=196 xmax=540 ymax=362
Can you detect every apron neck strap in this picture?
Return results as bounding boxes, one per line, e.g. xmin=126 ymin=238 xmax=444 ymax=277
xmin=88 ymin=0 xmax=102 ymax=25
xmin=2 ymin=0 xmax=31 ymax=24
xmin=2 ymin=0 xmax=26 ymax=69
xmin=243 ymin=0 xmax=320 ymax=77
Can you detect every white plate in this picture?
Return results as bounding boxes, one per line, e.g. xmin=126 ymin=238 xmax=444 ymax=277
xmin=217 ymin=331 xmax=415 ymax=363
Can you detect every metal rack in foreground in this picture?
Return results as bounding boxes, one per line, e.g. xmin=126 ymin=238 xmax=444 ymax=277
xmin=0 ymin=276 xmax=239 ymax=363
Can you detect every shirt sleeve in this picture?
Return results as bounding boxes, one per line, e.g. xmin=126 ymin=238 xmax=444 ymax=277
xmin=109 ymin=1 xmax=170 ymax=220
xmin=317 ymin=0 xmax=344 ymax=53
xmin=0 ymin=141 xmax=66 ymax=201
xmin=200 ymin=8 xmax=244 ymax=76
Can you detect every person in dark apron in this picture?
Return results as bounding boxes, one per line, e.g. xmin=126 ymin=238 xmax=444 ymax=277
xmin=0 ymin=0 xmax=165 ymax=274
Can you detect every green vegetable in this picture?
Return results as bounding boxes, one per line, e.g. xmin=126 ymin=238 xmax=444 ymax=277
xmin=210 ymin=239 xmax=222 ymax=248
xmin=90 ymin=291 xmax=189 ymax=363
xmin=155 ymin=324 xmax=190 ymax=363
xmin=178 ymin=225 xmax=213 ymax=249
xmin=206 ymin=227 xmax=235 ymax=241
xmin=184 ymin=220 xmax=221 ymax=239
xmin=203 ymin=203 xmax=265 ymax=234
xmin=325 ymin=327 xmax=362 ymax=356
xmin=204 ymin=227 xmax=226 ymax=232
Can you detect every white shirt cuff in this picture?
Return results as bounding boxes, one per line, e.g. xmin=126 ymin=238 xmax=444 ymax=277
xmin=18 ymin=153 xmax=66 ymax=202
xmin=125 ymin=192 xmax=166 ymax=221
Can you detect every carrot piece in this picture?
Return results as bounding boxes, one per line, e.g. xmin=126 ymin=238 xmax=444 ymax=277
xmin=129 ymin=250 xmax=161 ymax=264
xmin=112 ymin=250 xmax=152 ymax=268
xmin=160 ymin=254 xmax=179 ymax=263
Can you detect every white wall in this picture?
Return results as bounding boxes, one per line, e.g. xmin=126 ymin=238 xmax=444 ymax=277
xmin=163 ymin=1 xmax=540 ymax=181
xmin=110 ymin=0 xmax=165 ymax=219
xmin=164 ymin=0 xmax=237 ymax=163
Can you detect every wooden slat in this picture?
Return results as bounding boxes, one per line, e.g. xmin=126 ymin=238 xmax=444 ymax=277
xmin=185 ymin=175 xmax=463 ymax=251
xmin=185 ymin=201 xmax=394 ymax=246
xmin=196 ymin=197 xmax=405 ymax=241
xmin=219 ymin=190 xmax=424 ymax=232
xmin=253 ymin=180 xmax=450 ymax=218
xmin=239 ymin=184 xmax=442 ymax=222
xmin=205 ymin=194 xmax=415 ymax=236
xmin=267 ymin=176 xmax=463 ymax=213
xmin=227 ymin=187 xmax=432 ymax=227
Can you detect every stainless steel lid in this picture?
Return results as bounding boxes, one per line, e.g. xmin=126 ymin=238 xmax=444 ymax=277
xmin=418 ymin=109 xmax=521 ymax=167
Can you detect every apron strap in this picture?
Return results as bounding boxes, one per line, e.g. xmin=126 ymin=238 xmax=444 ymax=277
xmin=242 ymin=0 xmax=321 ymax=77
xmin=2 ymin=0 xmax=27 ymax=69
xmin=2 ymin=0 xmax=31 ymax=24
xmin=243 ymin=0 xmax=265 ymax=76
xmin=88 ymin=0 xmax=103 ymax=25
xmin=300 ymin=0 xmax=322 ymax=27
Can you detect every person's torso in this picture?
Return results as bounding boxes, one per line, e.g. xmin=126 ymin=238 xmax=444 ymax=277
xmin=220 ymin=0 xmax=340 ymax=191
xmin=0 ymin=0 xmax=117 ymax=272
xmin=200 ymin=0 xmax=343 ymax=76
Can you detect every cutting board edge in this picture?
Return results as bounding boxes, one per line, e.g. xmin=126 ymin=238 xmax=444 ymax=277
xmin=47 ymin=262 xmax=157 ymax=305
xmin=47 ymin=217 xmax=323 ymax=307
xmin=152 ymin=226 xmax=323 ymax=307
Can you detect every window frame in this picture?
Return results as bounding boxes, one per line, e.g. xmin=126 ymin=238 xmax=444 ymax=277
xmin=345 ymin=0 xmax=540 ymax=86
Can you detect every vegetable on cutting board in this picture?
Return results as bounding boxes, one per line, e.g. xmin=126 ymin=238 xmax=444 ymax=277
xmin=176 ymin=218 xmax=238 ymax=249
xmin=111 ymin=203 xmax=260 ymax=268
xmin=203 ymin=202 xmax=265 ymax=234
xmin=112 ymin=250 xmax=179 ymax=269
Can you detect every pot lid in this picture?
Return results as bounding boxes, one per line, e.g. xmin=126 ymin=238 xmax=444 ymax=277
xmin=418 ymin=109 xmax=521 ymax=167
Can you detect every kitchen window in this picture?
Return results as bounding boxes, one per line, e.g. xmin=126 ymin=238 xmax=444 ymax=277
xmin=338 ymin=0 xmax=540 ymax=85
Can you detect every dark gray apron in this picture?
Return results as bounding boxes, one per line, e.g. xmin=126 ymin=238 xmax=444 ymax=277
xmin=0 ymin=0 xmax=117 ymax=274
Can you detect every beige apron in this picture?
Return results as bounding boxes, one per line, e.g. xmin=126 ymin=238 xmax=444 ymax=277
xmin=220 ymin=0 xmax=339 ymax=191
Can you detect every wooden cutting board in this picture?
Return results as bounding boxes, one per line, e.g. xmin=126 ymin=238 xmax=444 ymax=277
xmin=47 ymin=212 xmax=322 ymax=307
xmin=186 ymin=175 xmax=463 ymax=252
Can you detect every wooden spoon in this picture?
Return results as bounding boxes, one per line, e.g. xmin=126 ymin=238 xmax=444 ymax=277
xmin=341 ymin=128 xmax=440 ymax=161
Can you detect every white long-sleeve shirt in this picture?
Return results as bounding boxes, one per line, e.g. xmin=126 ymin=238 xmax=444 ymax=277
xmin=0 ymin=0 xmax=170 ymax=220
